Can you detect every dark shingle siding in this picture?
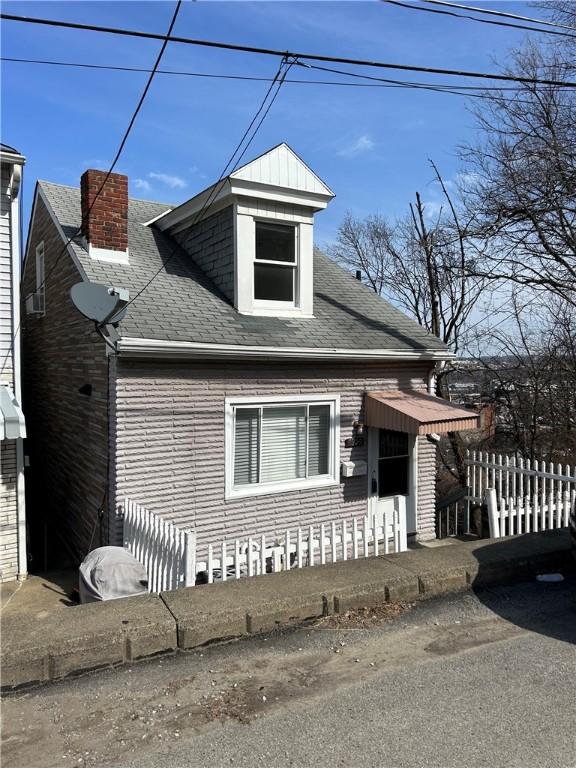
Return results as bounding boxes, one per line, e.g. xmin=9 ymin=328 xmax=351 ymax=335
xmin=172 ymin=206 xmax=235 ymax=303
xmin=39 ymin=181 xmax=447 ymax=354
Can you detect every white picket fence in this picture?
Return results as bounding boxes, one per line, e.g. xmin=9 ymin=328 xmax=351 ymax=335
xmin=196 ymin=509 xmax=405 ymax=584
xmin=122 ymin=497 xmax=405 ymax=590
xmin=122 ymin=499 xmax=196 ymax=592
xmin=466 ymin=451 xmax=575 ymax=539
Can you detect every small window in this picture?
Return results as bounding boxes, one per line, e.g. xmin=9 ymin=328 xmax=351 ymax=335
xmin=228 ymin=397 xmax=338 ymax=497
xmin=378 ymin=429 xmax=409 ymax=497
xmin=254 ymin=222 xmax=296 ymax=303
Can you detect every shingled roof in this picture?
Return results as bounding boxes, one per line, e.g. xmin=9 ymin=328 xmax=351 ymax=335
xmin=38 ymin=180 xmax=448 ymax=356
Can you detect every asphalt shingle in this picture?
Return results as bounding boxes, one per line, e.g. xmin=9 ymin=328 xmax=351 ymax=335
xmin=39 ymin=181 xmax=447 ymax=354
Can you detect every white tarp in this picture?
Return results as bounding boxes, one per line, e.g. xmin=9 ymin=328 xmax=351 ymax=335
xmin=79 ymin=546 xmax=149 ymax=603
xmin=0 ymin=385 xmax=26 ymax=440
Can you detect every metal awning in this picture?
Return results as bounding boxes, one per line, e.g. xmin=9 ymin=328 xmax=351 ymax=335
xmin=365 ymin=390 xmax=479 ymax=435
xmin=0 ymin=385 xmax=26 ymax=440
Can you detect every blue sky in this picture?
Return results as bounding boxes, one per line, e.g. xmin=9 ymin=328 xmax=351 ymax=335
xmin=2 ymin=1 xmax=543 ymax=244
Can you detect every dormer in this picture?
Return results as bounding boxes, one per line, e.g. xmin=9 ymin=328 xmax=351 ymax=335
xmin=153 ymin=144 xmax=334 ymax=318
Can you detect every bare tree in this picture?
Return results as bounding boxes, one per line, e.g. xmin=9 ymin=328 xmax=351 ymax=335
xmin=328 ymin=167 xmax=491 ymax=485
xmin=466 ymin=296 xmax=576 ymax=464
xmin=460 ymin=41 xmax=576 ymax=306
xmin=327 ymin=164 xmax=488 ymax=356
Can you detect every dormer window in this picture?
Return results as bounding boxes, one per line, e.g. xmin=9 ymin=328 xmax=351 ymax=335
xmin=254 ymin=222 xmax=297 ymax=304
xmin=153 ymin=143 xmax=335 ymax=319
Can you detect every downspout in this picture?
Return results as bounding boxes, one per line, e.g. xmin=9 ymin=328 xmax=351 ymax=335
xmin=427 ymin=367 xmax=436 ymax=395
xmin=97 ymin=324 xmax=119 ymax=547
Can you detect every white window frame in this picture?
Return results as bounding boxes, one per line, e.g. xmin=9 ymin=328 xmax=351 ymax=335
xmin=225 ymin=393 xmax=340 ymax=500
xmin=253 ymin=218 xmax=299 ymax=311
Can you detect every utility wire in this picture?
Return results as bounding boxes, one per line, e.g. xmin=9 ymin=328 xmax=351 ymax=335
xmin=2 ymin=12 xmax=576 ymax=87
xmin=383 ymin=0 xmax=576 ymax=39
xmin=21 ymin=1 xmax=182 ymax=306
xmin=421 ymin=0 xmax=576 ymax=32
xmin=3 ymin=55 xmax=546 ymax=104
xmin=108 ymin=56 xmax=296 ymax=323
xmin=1 ymin=55 xmax=531 ymax=90
xmin=0 ymin=1 xmax=182 ymax=377
xmin=296 ymin=61 xmax=537 ymax=104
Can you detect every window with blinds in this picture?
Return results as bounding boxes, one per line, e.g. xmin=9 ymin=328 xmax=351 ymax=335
xmin=232 ymin=401 xmax=334 ymax=490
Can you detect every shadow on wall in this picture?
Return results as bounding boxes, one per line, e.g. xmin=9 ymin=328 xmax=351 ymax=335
xmin=469 ymin=530 xmax=576 ymax=647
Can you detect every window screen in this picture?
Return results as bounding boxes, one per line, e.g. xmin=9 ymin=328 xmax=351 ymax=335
xmin=255 ymin=222 xmax=295 ymax=263
xmin=261 ymin=406 xmax=307 ymax=483
xmin=233 ymin=402 xmax=333 ymax=489
xmin=254 ymin=263 xmax=294 ymax=302
xmin=234 ymin=408 xmax=259 ymax=486
xmin=254 ymin=222 xmax=296 ymax=303
xmin=308 ymin=405 xmax=330 ymax=476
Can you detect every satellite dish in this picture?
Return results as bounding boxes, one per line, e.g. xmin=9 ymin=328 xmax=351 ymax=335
xmin=70 ymin=282 xmax=129 ymax=326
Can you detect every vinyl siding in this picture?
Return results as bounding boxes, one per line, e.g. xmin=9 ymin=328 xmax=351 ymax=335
xmin=0 ymin=441 xmax=18 ymax=580
xmin=0 ymin=165 xmax=13 ymax=388
xmin=417 ymin=437 xmax=437 ymax=540
xmin=21 ymin=196 xmax=109 ymax=567
xmin=112 ymin=360 xmax=437 ymax=553
xmin=0 ymin=164 xmax=18 ymax=581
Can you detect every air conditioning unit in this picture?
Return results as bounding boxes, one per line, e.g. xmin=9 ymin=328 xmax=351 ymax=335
xmin=25 ymin=291 xmax=45 ymax=316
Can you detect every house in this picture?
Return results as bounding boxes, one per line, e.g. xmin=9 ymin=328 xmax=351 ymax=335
xmin=0 ymin=143 xmax=27 ymax=582
xmin=21 ymin=144 xmax=478 ymax=569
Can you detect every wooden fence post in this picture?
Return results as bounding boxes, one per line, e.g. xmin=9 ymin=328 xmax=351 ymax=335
xmin=184 ymin=530 xmax=196 ymax=587
xmin=485 ymin=488 xmax=500 ymax=538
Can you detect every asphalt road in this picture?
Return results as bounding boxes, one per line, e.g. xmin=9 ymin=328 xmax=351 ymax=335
xmin=3 ymin=577 xmax=576 ymax=768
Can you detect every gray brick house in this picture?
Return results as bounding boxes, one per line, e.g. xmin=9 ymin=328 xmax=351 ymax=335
xmin=22 ymin=144 xmax=477 ymax=568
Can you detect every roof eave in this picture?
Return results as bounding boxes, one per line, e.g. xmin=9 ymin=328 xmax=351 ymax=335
xmin=0 ymin=150 xmax=26 ymax=166
xmin=117 ymin=337 xmax=453 ymax=362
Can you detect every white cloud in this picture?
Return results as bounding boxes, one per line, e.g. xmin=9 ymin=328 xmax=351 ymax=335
xmin=149 ymin=172 xmax=187 ymax=189
xmin=133 ymin=178 xmax=151 ymax=193
xmin=338 ymin=135 xmax=375 ymax=158
xmin=422 ymin=200 xmax=443 ymax=222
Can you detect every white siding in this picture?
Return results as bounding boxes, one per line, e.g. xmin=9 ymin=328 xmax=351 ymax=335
xmin=0 ymin=157 xmax=25 ymax=582
xmin=0 ymin=166 xmax=13 ymax=388
xmin=237 ymin=197 xmax=314 ymax=224
xmin=232 ymin=144 xmax=332 ymax=196
xmin=0 ymin=441 xmax=18 ymax=580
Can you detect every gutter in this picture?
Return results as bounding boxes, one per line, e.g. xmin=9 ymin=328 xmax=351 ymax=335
xmin=116 ymin=337 xmax=454 ymax=362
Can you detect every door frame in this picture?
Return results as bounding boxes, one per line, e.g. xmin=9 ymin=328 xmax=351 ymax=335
xmin=367 ymin=427 xmax=418 ymax=536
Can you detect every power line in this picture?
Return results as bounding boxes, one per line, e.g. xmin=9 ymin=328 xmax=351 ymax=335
xmin=383 ymin=0 xmax=576 ymax=39
xmin=0 ymin=55 xmax=528 ymax=90
xmin=296 ymin=61 xmax=537 ymax=104
xmin=421 ymin=0 xmax=576 ymax=32
xmin=3 ymin=12 xmax=576 ymax=87
xmin=3 ymin=55 xmax=544 ymax=104
xmin=0 ymin=1 xmax=183 ymax=377
xmin=109 ymin=56 xmax=296 ymax=322
xmin=23 ymin=1 xmax=182 ymax=305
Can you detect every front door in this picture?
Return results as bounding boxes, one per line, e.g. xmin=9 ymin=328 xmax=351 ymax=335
xmin=368 ymin=428 xmax=410 ymax=551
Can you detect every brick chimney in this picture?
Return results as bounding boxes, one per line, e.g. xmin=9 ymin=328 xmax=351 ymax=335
xmin=80 ymin=169 xmax=128 ymax=260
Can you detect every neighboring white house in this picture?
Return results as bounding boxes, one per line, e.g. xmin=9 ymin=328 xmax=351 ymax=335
xmin=0 ymin=143 xmax=27 ymax=582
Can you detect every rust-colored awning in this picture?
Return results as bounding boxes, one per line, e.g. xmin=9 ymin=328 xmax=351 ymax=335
xmin=365 ymin=390 xmax=479 ymax=435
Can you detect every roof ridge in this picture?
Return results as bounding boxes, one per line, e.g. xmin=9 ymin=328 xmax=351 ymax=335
xmin=38 ymin=179 xmax=174 ymax=207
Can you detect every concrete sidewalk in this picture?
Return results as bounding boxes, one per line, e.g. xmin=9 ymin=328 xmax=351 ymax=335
xmin=1 ymin=529 xmax=573 ymax=691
